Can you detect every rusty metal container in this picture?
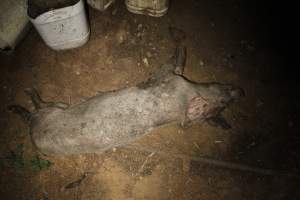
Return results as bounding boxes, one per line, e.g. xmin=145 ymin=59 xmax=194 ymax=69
xmin=125 ymin=0 xmax=169 ymax=17
xmin=87 ymin=0 xmax=115 ymax=11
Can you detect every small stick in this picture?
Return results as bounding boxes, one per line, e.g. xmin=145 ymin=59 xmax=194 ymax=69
xmin=64 ymin=172 xmax=90 ymax=190
xmin=138 ymin=152 xmax=155 ymax=174
xmin=68 ymin=95 xmax=71 ymax=105
xmin=124 ymin=145 xmax=275 ymax=176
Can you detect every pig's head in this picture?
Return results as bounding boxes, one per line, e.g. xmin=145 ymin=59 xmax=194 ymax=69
xmin=184 ymin=83 xmax=245 ymax=125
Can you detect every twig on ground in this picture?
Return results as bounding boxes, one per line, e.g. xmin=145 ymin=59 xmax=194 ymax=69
xmin=138 ymin=152 xmax=155 ymax=175
xmin=125 ymin=144 xmax=276 ymax=176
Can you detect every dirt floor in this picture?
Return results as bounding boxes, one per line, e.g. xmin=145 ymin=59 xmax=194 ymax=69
xmin=0 ymin=0 xmax=299 ymax=199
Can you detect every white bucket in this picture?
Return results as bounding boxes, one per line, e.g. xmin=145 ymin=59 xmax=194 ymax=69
xmin=28 ymin=0 xmax=90 ymax=50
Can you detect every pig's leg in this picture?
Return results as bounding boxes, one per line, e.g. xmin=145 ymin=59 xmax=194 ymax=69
xmin=138 ymin=45 xmax=187 ymax=89
xmin=169 ymin=26 xmax=187 ymax=75
xmin=173 ymin=45 xmax=187 ymax=75
xmin=24 ymin=88 xmax=68 ymax=110
xmin=7 ymin=105 xmax=32 ymax=124
xmin=24 ymin=88 xmax=46 ymax=110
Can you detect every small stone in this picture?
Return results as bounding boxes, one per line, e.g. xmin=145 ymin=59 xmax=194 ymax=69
xmin=256 ymin=99 xmax=264 ymax=107
xmin=112 ymin=147 xmax=117 ymax=152
xmin=162 ymin=93 xmax=169 ymax=97
xmin=142 ymin=58 xmax=149 ymax=67
xmin=106 ymin=57 xmax=113 ymax=65
xmin=214 ymin=140 xmax=224 ymax=144
xmin=199 ymin=60 xmax=204 ymax=66
xmin=60 ymin=187 xmax=65 ymax=192
xmin=182 ymin=158 xmax=190 ymax=173
xmin=75 ymin=71 xmax=80 ymax=75
xmin=130 ymin=39 xmax=136 ymax=45
xmin=222 ymin=58 xmax=228 ymax=63
xmin=118 ymin=33 xmax=126 ymax=44
xmin=146 ymin=51 xmax=152 ymax=58
xmin=137 ymin=24 xmax=143 ymax=30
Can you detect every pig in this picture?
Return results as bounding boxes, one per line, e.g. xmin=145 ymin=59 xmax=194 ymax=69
xmin=8 ymin=47 xmax=244 ymax=155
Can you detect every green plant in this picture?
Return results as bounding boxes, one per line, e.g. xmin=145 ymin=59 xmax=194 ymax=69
xmin=4 ymin=144 xmax=53 ymax=172
xmin=30 ymin=155 xmax=52 ymax=172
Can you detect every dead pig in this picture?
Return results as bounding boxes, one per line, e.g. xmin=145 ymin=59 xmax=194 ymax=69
xmin=8 ymin=61 xmax=244 ymax=156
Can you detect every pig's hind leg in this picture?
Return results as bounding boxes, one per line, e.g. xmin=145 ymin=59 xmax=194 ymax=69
xmin=7 ymin=105 xmax=32 ymax=124
xmin=24 ymin=88 xmax=68 ymax=110
xmin=8 ymin=88 xmax=68 ymax=123
xmin=24 ymin=88 xmax=48 ymax=110
xmin=7 ymin=89 xmax=39 ymax=124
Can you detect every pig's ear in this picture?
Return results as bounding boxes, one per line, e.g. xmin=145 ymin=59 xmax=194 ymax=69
xmin=173 ymin=45 xmax=187 ymax=76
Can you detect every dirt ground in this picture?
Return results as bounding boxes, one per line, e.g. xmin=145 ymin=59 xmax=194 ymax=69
xmin=0 ymin=0 xmax=299 ymax=199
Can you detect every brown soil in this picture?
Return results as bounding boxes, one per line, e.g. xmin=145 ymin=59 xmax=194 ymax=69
xmin=0 ymin=0 xmax=299 ymax=199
